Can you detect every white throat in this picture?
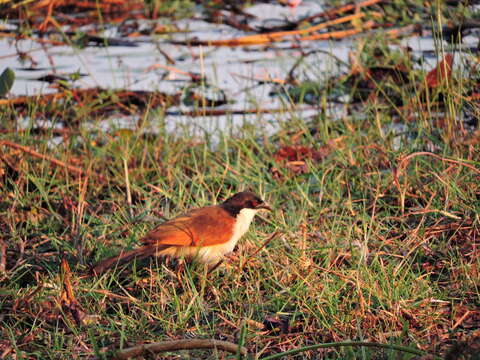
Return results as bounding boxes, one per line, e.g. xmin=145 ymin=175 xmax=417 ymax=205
xmin=231 ymin=208 xmax=259 ymax=245
xmin=237 ymin=208 xmax=259 ymax=227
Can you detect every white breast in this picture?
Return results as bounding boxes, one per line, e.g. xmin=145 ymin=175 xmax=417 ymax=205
xmin=195 ymin=208 xmax=260 ymax=264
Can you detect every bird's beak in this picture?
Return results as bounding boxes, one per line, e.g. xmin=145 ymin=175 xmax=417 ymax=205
xmin=256 ymin=202 xmax=272 ymax=211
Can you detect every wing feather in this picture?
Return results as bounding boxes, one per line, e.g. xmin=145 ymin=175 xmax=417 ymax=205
xmin=141 ymin=206 xmax=235 ymax=247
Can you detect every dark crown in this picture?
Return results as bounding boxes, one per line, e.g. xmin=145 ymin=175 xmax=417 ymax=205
xmin=220 ymin=191 xmax=267 ymax=216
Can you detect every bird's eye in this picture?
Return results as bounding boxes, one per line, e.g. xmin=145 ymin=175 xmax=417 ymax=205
xmin=250 ymin=200 xmax=259 ymax=208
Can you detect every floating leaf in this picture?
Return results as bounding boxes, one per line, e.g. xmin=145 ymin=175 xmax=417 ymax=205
xmin=0 ymin=68 xmax=15 ymax=97
xmin=426 ymin=54 xmax=453 ymax=88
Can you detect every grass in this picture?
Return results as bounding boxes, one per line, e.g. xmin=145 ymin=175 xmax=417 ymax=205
xmin=1 ymin=3 xmax=480 ymax=359
xmin=2 ymin=93 xmax=478 ymax=359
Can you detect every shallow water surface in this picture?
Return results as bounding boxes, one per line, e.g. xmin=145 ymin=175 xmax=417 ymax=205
xmin=1 ymin=0 xmax=477 ymax=136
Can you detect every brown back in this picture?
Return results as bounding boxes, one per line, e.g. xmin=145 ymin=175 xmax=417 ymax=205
xmin=141 ymin=205 xmax=235 ymax=247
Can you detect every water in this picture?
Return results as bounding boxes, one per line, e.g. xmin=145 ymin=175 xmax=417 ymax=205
xmin=1 ymin=0 xmax=478 ymax=137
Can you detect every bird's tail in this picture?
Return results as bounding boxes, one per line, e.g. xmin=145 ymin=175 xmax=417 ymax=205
xmin=92 ymin=246 xmax=156 ymax=275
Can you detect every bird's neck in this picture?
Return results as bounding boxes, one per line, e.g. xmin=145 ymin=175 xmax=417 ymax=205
xmin=231 ymin=208 xmax=259 ymax=243
xmin=220 ymin=203 xmax=242 ymax=217
xmin=237 ymin=208 xmax=259 ymax=224
xmin=220 ymin=204 xmax=259 ymax=225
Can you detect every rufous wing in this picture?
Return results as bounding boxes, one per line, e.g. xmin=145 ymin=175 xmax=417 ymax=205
xmin=140 ymin=206 xmax=235 ymax=247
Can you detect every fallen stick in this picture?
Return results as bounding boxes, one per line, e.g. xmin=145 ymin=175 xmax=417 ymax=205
xmin=0 ymin=140 xmax=86 ymax=177
xmin=112 ymin=339 xmax=247 ymax=359
xmin=240 ymin=231 xmax=280 ymax=271
xmin=384 ymin=24 xmax=419 ymax=39
xmin=0 ymin=92 xmax=65 ymax=106
xmin=397 ymin=151 xmax=480 ymax=175
xmin=175 ymin=12 xmax=367 ymax=46
xmin=165 ymin=105 xmax=315 ymax=117
xmin=301 ymin=21 xmax=375 ymax=41
xmin=302 ymin=0 xmax=383 ymax=22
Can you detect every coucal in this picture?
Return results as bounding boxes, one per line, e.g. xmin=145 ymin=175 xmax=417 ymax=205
xmin=92 ymin=191 xmax=271 ymax=274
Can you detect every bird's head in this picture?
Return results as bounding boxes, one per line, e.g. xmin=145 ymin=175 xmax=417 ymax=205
xmin=221 ymin=191 xmax=271 ymax=216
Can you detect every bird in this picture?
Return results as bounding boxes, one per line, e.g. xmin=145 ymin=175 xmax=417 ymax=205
xmin=92 ymin=191 xmax=271 ymax=275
